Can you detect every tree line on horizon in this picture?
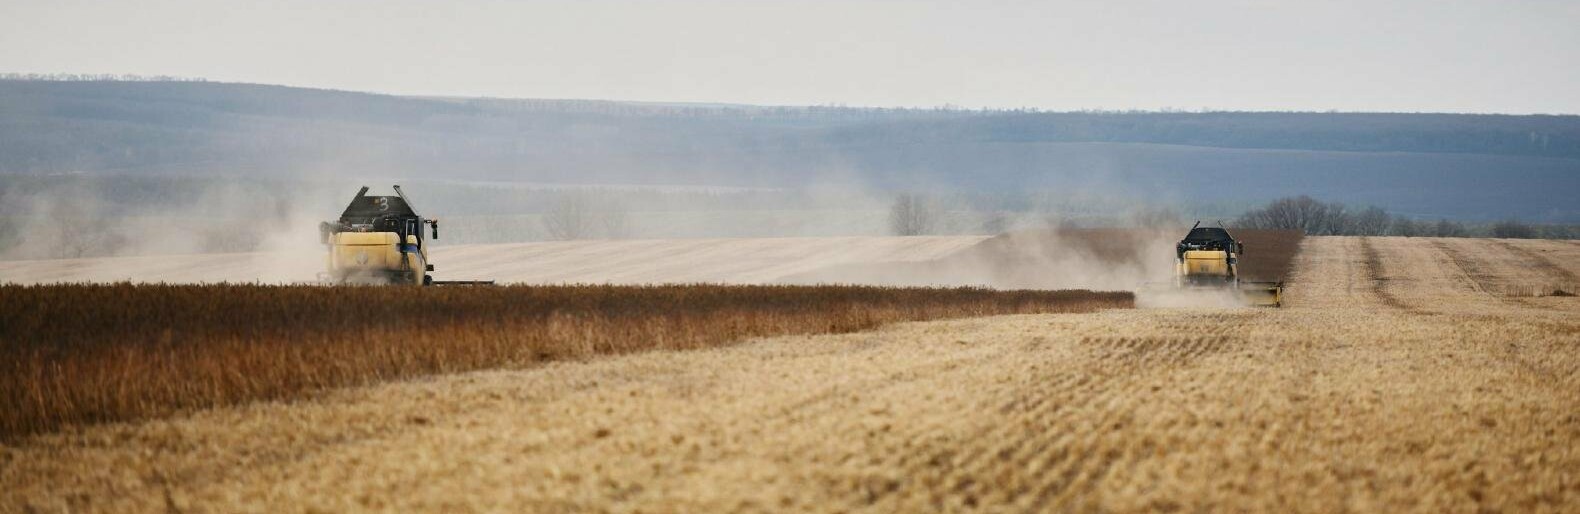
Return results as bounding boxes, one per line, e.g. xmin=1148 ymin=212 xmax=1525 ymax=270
xmin=1234 ymin=196 xmax=1576 ymax=239
xmin=885 ymin=193 xmax=1580 ymax=240
xmin=3 ymin=80 xmax=1577 ymax=176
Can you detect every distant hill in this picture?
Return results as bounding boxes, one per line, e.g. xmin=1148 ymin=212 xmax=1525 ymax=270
xmin=2 ymin=79 xmax=1578 ymax=221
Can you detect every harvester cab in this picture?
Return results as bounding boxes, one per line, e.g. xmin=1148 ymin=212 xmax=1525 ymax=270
xmin=1173 ymin=221 xmax=1283 ymax=307
xmin=319 ymin=185 xmax=439 ymax=286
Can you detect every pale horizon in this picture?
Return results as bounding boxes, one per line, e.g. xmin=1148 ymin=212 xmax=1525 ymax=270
xmin=3 ymin=0 xmax=1578 ymax=115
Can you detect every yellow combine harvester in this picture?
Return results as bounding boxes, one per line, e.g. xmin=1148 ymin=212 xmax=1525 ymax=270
xmin=319 ymin=185 xmax=491 ymax=286
xmin=1175 ymin=222 xmax=1283 ymax=307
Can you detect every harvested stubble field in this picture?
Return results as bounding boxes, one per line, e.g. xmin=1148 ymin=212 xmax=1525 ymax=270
xmin=4 ymin=236 xmax=1580 ymax=513
xmin=0 ymin=283 xmax=1129 ymax=440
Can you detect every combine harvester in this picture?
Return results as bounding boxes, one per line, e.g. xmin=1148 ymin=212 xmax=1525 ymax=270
xmin=1173 ymin=222 xmax=1283 ymax=307
xmin=319 ymin=185 xmax=493 ymax=286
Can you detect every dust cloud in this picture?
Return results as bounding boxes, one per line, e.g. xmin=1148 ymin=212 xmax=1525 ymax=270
xmin=0 ymin=177 xmax=351 ymax=284
xmin=1133 ymin=288 xmax=1250 ymax=309
xmin=778 ymin=212 xmax=1258 ymax=309
xmin=0 ymin=172 xmax=1243 ymax=300
xmin=778 ymin=225 xmax=1167 ymax=290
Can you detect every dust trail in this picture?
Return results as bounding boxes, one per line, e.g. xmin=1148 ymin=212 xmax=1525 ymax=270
xmin=0 ymin=177 xmax=350 ymax=284
xmin=1134 ymin=288 xmax=1248 ymax=309
xmin=779 ymin=227 xmax=1182 ymax=292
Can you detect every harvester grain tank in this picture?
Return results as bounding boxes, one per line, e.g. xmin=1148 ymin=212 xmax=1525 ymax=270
xmin=1175 ymin=222 xmax=1283 ymax=307
xmin=319 ymin=186 xmax=437 ymax=285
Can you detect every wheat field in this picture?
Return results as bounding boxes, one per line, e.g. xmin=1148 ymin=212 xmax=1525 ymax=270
xmin=3 ymin=236 xmax=1579 ymax=513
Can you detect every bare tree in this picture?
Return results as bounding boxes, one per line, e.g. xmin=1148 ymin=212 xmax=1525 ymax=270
xmin=1321 ymin=203 xmax=1353 ymax=236
xmin=1237 ymin=196 xmax=1330 ymax=234
xmin=1352 ymin=206 xmax=1391 ymax=236
xmin=543 ymin=190 xmax=634 ymax=240
xmin=597 ymin=201 xmax=632 ymax=239
xmin=1389 ymin=217 xmax=1424 ymax=237
xmin=1535 ymin=225 xmax=1578 ymax=239
xmin=1432 ymin=219 xmax=1466 ymax=237
xmin=542 ymin=192 xmax=595 ymax=240
xmin=47 ymin=197 xmax=100 ymax=258
xmin=1239 ymin=196 xmax=1394 ymax=236
xmin=1491 ymin=220 xmax=1536 ymax=239
xmin=889 ymin=193 xmax=938 ymax=236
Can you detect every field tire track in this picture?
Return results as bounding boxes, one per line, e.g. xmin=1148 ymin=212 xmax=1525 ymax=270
xmin=1490 ymin=240 xmax=1580 ymax=284
xmin=1433 ymin=239 xmax=1569 ymax=311
xmin=1359 ymin=237 xmax=1412 ymax=311
xmin=1429 ymin=239 xmax=1519 ymax=302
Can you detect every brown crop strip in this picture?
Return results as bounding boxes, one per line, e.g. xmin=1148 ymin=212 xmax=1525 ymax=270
xmin=0 ymin=283 xmax=1130 ymax=439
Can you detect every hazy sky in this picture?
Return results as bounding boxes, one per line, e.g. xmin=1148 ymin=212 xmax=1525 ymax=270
xmin=2 ymin=0 xmax=1577 ymax=113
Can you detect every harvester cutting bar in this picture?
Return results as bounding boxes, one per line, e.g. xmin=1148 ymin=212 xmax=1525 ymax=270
xmin=1238 ymin=281 xmax=1283 ymax=308
xmin=430 ymin=280 xmax=497 ymax=286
